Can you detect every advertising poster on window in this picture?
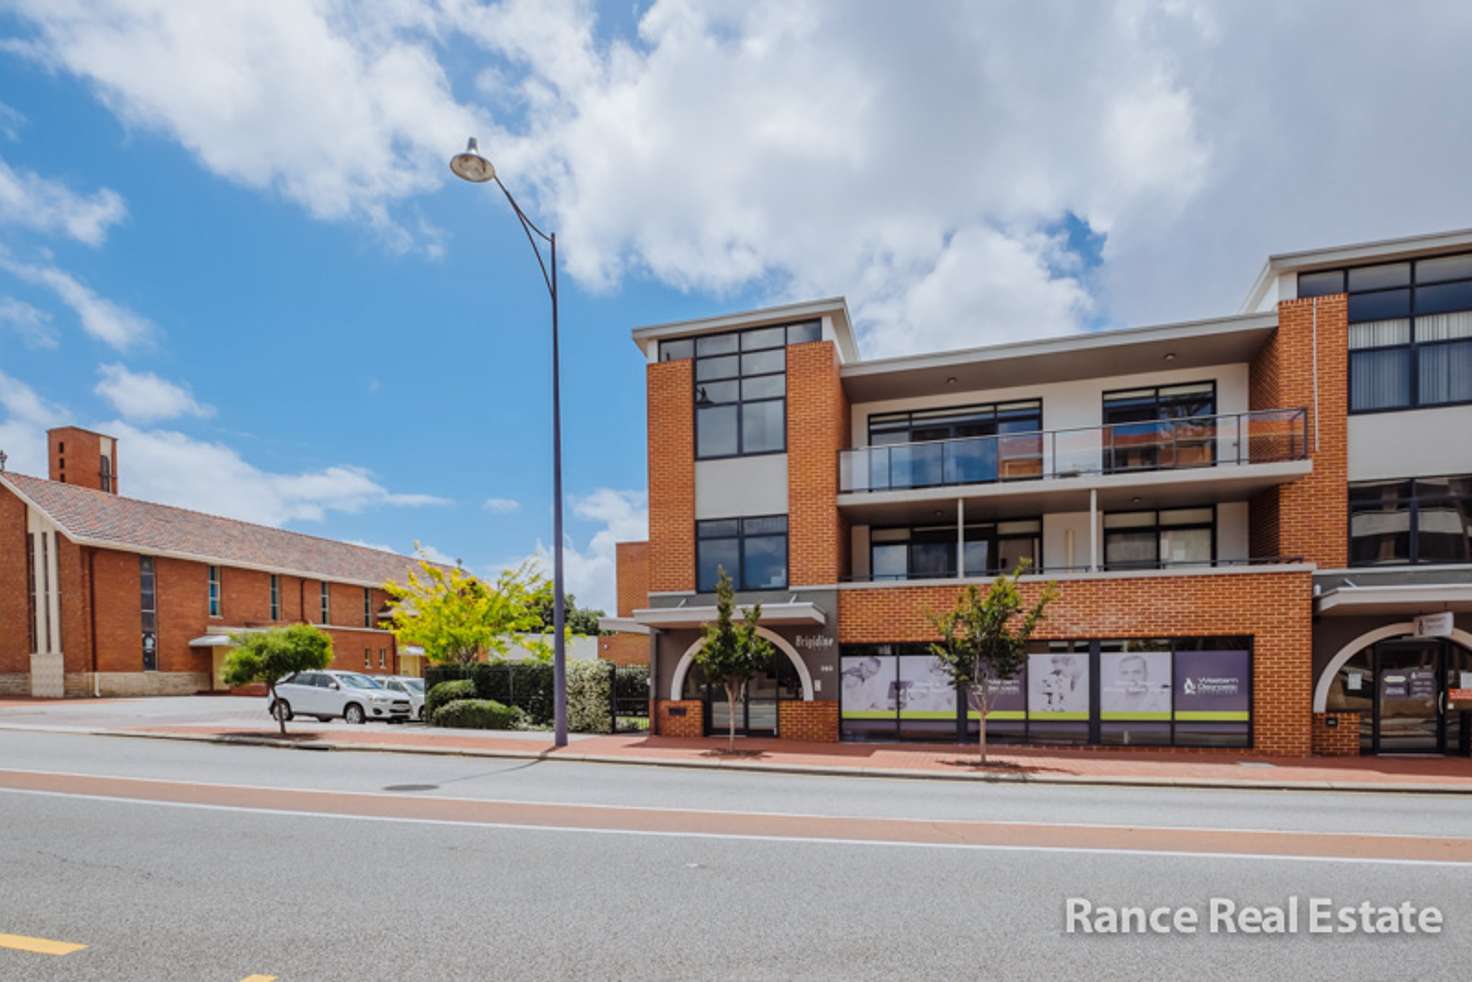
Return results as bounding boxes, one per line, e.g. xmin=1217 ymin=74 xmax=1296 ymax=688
xmin=841 ymin=655 xmax=896 ymax=718
xmin=1100 ymin=651 xmax=1172 ymax=719
xmin=1173 ymin=649 xmax=1250 ymax=721
xmin=1027 ymin=651 xmax=1089 ymax=718
xmin=897 ymin=655 xmax=955 ymax=718
xmin=967 ymin=670 xmax=1026 ymax=719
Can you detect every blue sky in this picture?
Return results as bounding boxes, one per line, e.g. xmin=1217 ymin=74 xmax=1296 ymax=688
xmin=2 ymin=1 xmax=1469 ymax=610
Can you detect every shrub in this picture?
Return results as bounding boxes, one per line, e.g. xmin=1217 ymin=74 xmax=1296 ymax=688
xmin=566 ymin=660 xmax=613 ymax=734
xmin=432 ymin=699 xmax=526 ymax=730
xmin=425 ymin=679 xmax=476 ymax=720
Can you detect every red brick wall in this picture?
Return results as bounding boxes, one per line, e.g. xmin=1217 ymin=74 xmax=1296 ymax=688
xmin=615 ymin=541 xmax=650 ymax=617
xmin=0 ymin=489 xmax=30 ymax=674
xmin=55 ymin=537 xmax=91 ymax=673
xmin=1312 ymin=712 xmax=1360 ymax=756
xmin=220 ymin=567 xmax=271 ymax=624
xmin=1249 ymin=296 xmax=1349 ymax=566
xmin=656 ymin=698 xmax=703 ymax=737
xmin=91 ymin=548 xmax=142 ymax=673
xmin=155 ymin=556 xmax=210 ymax=673
xmin=838 ymin=571 xmax=1314 ymax=755
xmin=648 ymin=358 xmax=695 ymax=592
xmin=779 ymin=699 xmax=839 ymax=742
xmin=48 ymin=427 xmax=117 ymax=494
xmin=599 ymin=632 xmax=648 ymax=667
xmin=787 ymin=341 xmax=848 ymax=585
xmin=324 ymin=628 xmax=396 ymax=674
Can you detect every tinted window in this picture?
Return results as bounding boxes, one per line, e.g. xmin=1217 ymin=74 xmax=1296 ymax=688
xmin=1297 ymin=270 xmax=1344 ymax=297
xmin=1416 ymin=254 xmax=1472 ymax=284
xmin=658 ymin=338 xmax=693 ymax=361
xmin=741 ymin=401 xmax=785 ymax=454
xmin=697 ymin=406 xmax=739 ymax=457
xmin=1415 ymin=280 xmax=1472 ymax=317
xmin=1347 ymin=262 xmax=1410 ymax=292
xmin=1347 ymin=288 xmax=1410 ymax=323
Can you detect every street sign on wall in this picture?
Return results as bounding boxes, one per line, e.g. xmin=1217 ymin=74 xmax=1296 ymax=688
xmin=1413 ymin=611 xmax=1454 ymax=638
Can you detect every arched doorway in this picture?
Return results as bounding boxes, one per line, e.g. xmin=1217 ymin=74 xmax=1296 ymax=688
xmin=670 ymin=628 xmax=815 ymax=738
xmin=1321 ymin=630 xmax=1472 ymax=754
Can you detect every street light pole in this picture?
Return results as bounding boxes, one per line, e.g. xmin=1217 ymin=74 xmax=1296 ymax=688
xmin=449 ymin=137 xmax=569 ymax=748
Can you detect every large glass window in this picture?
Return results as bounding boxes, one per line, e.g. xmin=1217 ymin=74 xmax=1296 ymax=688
xmin=697 ymin=515 xmax=788 ymax=591
xmin=1350 ymin=475 xmax=1472 ymax=566
xmin=866 ymin=400 xmax=1043 ymax=488
xmin=207 ymin=565 xmax=221 ymax=617
xmin=1104 ymin=507 xmax=1215 ymax=570
xmin=25 ymin=533 xmax=37 ymax=653
xmin=269 ymin=575 xmax=280 ymax=621
xmin=140 ymin=555 xmax=157 ymax=672
xmin=660 ymin=320 xmax=820 ymax=459
xmin=1301 ymin=253 xmax=1472 ymax=412
xmin=1102 ymin=382 xmax=1216 ymax=472
xmin=840 ymin=637 xmax=1250 ymax=746
xmin=868 ymin=520 xmax=1041 ymax=580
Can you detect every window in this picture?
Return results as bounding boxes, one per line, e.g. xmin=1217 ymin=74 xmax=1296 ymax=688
xmin=1102 ymin=382 xmax=1216 ymax=472
xmin=1104 ymin=507 xmax=1215 ymax=570
xmin=140 ymin=556 xmax=157 ymax=671
xmin=697 ymin=516 xmax=787 ymax=591
xmin=320 ymin=582 xmax=330 ymax=624
xmin=99 ymin=455 xmax=112 ymax=493
xmin=364 ymin=649 xmax=371 ymax=670
xmin=207 ymin=565 xmax=221 ymax=617
xmin=869 ymin=520 xmax=1041 ymax=580
xmin=661 ymin=320 xmax=818 ymax=459
xmin=1350 ymin=475 xmax=1472 ymax=565
xmin=866 ymin=401 xmax=1043 ymax=487
xmin=269 ymin=575 xmax=280 ymax=621
xmin=25 ymin=533 xmax=37 ymax=653
xmin=363 ymin=587 xmax=373 ymax=628
xmin=1301 ymin=253 xmax=1472 ymax=412
xmin=378 ymin=649 xmax=387 ymax=670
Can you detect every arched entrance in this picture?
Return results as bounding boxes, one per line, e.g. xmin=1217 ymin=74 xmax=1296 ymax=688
xmin=1317 ymin=623 xmax=1472 ymax=754
xmin=670 ymin=628 xmax=815 ymax=738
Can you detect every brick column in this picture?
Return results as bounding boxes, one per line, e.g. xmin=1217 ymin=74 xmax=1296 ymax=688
xmin=647 ymin=360 xmax=695 ymax=592
xmin=615 ymin=541 xmax=650 ymax=616
xmin=786 ymin=341 xmax=849 ymax=586
xmin=656 ymin=699 xmax=703 ymax=737
xmin=1250 ymin=295 xmax=1349 ymax=566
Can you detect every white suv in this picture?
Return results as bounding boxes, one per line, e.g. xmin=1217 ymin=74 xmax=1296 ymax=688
xmin=268 ymin=670 xmax=413 ymax=725
xmin=379 ymin=676 xmax=427 ymax=721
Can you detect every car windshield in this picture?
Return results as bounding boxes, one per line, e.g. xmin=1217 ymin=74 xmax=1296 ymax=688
xmin=403 ymin=679 xmax=424 ymax=693
xmin=341 ymin=675 xmax=383 ymax=689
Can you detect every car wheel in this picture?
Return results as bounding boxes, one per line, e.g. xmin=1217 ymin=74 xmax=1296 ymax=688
xmin=418 ymin=706 xmax=427 ymax=722
xmin=344 ymin=703 xmax=366 ymax=725
xmin=273 ymin=700 xmax=293 ymax=723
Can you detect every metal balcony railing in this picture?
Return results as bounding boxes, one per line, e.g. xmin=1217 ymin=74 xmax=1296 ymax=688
xmin=838 ymin=408 xmax=1308 ymax=494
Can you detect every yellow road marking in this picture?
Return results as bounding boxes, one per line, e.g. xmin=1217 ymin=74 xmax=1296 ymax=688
xmin=0 ymin=932 xmax=87 ymax=956
xmin=239 ymin=976 xmax=277 ymax=981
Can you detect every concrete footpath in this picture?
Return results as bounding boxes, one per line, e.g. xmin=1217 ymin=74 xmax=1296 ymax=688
xmin=2 ymin=696 xmax=1470 ymax=793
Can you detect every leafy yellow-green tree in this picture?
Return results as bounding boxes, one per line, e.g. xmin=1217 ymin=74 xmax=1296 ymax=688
xmin=693 ymin=568 xmax=774 ymax=752
xmin=221 ymin=625 xmax=334 ymax=735
xmin=383 ymin=559 xmax=553 ymax=666
xmin=929 ymin=561 xmax=1057 ymax=765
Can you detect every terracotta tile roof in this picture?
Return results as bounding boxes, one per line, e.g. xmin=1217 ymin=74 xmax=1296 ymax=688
xmin=2 ymin=472 xmax=439 ymax=587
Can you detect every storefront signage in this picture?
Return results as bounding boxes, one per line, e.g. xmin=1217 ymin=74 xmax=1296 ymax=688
xmin=1027 ymin=651 xmax=1089 ymax=718
xmin=796 ymin=634 xmax=834 ymax=650
xmin=1173 ymin=649 xmax=1249 ymax=721
xmin=1413 ymin=612 xmax=1454 ymax=638
xmin=1449 ymin=688 xmax=1472 ymax=710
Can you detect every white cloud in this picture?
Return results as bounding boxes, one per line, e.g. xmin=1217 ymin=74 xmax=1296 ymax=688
xmin=414 ymin=542 xmax=460 ymax=567
xmin=0 ymin=296 xmax=58 ymax=349
xmin=0 ymin=370 xmax=65 ymax=477
xmin=7 ymin=0 xmax=481 ymax=256
xmin=0 ymin=155 xmax=126 ymax=245
xmin=94 ymin=363 xmax=214 ymax=422
xmin=0 ymin=101 xmax=24 ymax=140
xmin=0 ymin=252 xmax=153 ymax=349
xmin=498 ymin=487 xmax=647 ymax=613
xmin=482 ymin=496 xmax=520 ymax=513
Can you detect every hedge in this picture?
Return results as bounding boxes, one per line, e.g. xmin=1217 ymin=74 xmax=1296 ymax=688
xmin=424 ymin=659 xmax=649 ymax=733
xmin=425 ymin=679 xmax=476 ymax=721
xmin=432 ymin=699 xmax=525 ymax=730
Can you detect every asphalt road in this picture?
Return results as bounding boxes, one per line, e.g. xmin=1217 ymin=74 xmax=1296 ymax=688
xmin=0 ymin=731 xmax=1468 ymax=981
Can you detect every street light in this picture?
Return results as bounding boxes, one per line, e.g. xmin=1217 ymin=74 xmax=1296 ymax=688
xmin=449 ymin=136 xmax=570 ymax=749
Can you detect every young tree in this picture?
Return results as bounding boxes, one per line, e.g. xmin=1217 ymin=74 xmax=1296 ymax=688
xmin=529 ymin=591 xmax=606 ymax=637
xmin=384 ymin=559 xmax=552 ymax=666
xmin=221 ymin=625 xmax=334 ymax=736
xmin=693 ymin=568 xmax=775 ymax=752
xmin=929 ymin=561 xmax=1058 ymax=764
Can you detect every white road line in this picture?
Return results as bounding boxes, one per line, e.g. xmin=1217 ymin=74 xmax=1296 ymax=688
xmin=0 ymin=766 xmax=1462 ymax=841
xmin=1 ymin=786 xmax=1469 ymax=868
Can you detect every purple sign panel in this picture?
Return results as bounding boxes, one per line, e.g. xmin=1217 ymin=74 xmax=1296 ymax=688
xmin=1174 ymin=649 xmax=1250 ymax=718
xmin=968 ymin=671 xmax=1026 ymax=717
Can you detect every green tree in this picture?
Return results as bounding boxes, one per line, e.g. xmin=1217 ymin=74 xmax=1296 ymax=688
xmin=693 ymin=568 xmax=774 ymax=752
xmin=929 ymin=561 xmax=1057 ymax=764
xmin=221 ymin=625 xmax=334 ymax=735
xmin=384 ymin=559 xmax=552 ymax=666
xmin=530 ymin=592 xmax=606 ymax=637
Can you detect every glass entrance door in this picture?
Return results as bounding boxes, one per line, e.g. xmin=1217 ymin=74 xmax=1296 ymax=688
xmin=1375 ymin=642 xmax=1442 ymax=753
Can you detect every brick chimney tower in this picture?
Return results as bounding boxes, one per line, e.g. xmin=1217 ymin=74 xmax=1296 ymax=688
xmin=48 ymin=427 xmax=119 ymax=494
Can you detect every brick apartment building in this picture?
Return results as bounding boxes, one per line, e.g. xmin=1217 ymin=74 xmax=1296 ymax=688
xmin=0 ymin=426 xmax=434 ymax=697
xmin=601 ymin=228 xmax=1472 ymax=757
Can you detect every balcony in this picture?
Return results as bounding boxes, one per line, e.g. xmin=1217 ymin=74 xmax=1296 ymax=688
xmin=840 ymin=408 xmax=1308 ymax=493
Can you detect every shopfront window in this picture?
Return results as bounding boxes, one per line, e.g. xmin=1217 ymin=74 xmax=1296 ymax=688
xmin=840 ymin=636 xmax=1251 ymax=747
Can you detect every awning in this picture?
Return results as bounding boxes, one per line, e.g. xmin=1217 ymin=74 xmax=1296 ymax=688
xmin=597 ymin=617 xmax=650 ymax=635
xmin=630 ymin=601 xmax=826 ymax=630
xmin=188 ymin=634 xmax=234 ymax=648
xmin=1316 ymin=583 xmax=1472 ymax=617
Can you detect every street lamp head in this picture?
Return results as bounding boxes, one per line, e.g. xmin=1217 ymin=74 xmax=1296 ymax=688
xmin=449 ymin=137 xmax=496 ymax=184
